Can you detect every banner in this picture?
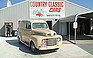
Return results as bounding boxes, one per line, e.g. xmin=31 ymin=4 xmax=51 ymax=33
xmin=30 ymin=1 xmax=65 ymax=18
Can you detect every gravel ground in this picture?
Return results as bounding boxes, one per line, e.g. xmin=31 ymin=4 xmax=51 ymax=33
xmin=0 ymin=37 xmax=92 ymax=58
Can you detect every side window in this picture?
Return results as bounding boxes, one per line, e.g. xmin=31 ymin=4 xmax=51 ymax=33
xmin=26 ymin=24 xmax=31 ymax=29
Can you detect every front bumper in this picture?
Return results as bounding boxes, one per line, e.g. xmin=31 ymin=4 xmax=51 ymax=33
xmin=38 ymin=44 xmax=62 ymax=50
xmin=35 ymin=35 xmax=63 ymax=50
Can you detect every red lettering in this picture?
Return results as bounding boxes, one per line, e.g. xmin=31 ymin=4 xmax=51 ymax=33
xmin=49 ymin=8 xmax=61 ymax=12
xmin=30 ymin=1 xmax=47 ymax=7
xmin=48 ymin=2 xmax=64 ymax=7
xmin=56 ymin=8 xmax=61 ymax=12
xmin=49 ymin=8 xmax=54 ymax=12
xmin=30 ymin=1 xmax=64 ymax=7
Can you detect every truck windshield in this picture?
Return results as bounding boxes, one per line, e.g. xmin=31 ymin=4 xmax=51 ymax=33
xmin=32 ymin=23 xmax=48 ymax=29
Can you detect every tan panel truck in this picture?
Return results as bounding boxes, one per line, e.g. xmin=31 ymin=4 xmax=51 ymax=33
xmin=17 ymin=19 xmax=63 ymax=53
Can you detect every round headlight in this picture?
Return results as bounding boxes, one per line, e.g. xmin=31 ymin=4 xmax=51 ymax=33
xmin=42 ymin=39 xmax=46 ymax=43
xmin=57 ymin=38 xmax=61 ymax=41
xmin=54 ymin=33 xmax=57 ymax=35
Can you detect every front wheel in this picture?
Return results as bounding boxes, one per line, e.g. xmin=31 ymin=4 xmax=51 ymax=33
xmin=30 ymin=42 xmax=39 ymax=53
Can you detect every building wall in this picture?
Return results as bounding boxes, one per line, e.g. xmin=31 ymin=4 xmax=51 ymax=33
xmin=59 ymin=22 xmax=67 ymax=35
xmin=53 ymin=20 xmax=60 ymax=34
xmin=0 ymin=0 xmax=91 ymax=36
xmin=0 ymin=1 xmax=29 ymax=36
xmin=65 ymin=1 xmax=91 ymax=17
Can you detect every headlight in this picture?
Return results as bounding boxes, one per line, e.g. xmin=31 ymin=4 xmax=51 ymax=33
xmin=57 ymin=38 xmax=61 ymax=41
xmin=54 ymin=33 xmax=57 ymax=35
xmin=42 ymin=39 xmax=46 ymax=43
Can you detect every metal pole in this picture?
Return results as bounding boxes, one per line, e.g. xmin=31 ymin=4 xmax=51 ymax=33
xmin=69 ymin=22 xmax=70 ymax=40
xmin=74 ymin=15 xmax=78 ymax=44
xmin=74 ymin=28 xmax=77 ymax=44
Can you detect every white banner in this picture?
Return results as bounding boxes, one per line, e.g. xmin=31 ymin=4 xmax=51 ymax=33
xmin=29 ymin=1 xmax=65 ymax=18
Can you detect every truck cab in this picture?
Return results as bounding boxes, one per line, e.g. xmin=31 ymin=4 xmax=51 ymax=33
xmin=17 ymin=19 xmax=63 ymax=53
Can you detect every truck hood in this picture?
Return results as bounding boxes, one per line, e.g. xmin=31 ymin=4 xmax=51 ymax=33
xmin=32 ymin=29 xmax=57 ymax=36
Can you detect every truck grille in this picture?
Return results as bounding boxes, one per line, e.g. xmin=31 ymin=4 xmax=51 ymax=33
xmin=46 ymin=39 xmax=57 ymax=46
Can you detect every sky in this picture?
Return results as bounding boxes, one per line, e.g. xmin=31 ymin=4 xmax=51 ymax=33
xmin=68 ymin=0 xmax=93 ymax=10
xmin=0 ymin=0 xmax=25 ymax=9
xmin=0 ymin=0 xmax=93 ymax=10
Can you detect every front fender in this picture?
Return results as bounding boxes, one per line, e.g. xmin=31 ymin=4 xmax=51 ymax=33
xmin=29 ymin=35 xmax=45 ymax=49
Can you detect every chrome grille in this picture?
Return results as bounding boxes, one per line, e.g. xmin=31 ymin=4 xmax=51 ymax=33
xmin=46 ymin=39 xmax=57 ymax=46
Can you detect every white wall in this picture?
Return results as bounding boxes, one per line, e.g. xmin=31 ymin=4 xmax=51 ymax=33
xmin=0 ymin=1 xmax=29 ymax=35
xmin=59 ymin=22 xmax=67 ymax=35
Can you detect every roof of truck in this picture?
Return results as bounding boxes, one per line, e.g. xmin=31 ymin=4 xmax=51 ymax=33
xmin=19 ymin=19 xmax=46 ymax=23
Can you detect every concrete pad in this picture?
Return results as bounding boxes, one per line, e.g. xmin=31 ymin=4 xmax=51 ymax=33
xmin=83 ymin=56 xmax=93 ymax=58
xmin=0 ymin=37 xmax=92 ymax=58
xmin=66 ymin=56 xmax=93 ymax=58
xmin=56 ymin=44 xmax=92 ymax=58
